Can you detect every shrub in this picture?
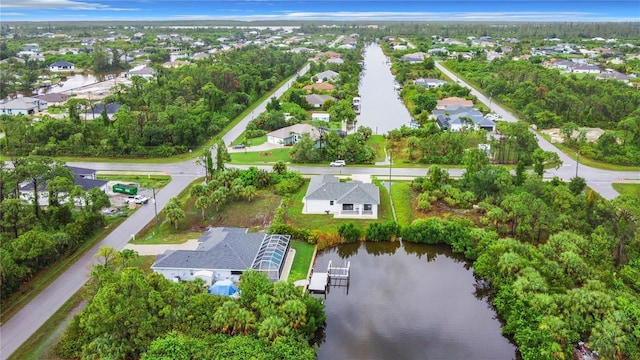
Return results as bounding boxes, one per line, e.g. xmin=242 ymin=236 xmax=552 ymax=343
xmin=365 ymin=221 xmax=401 ymax=242
xmin=337 ymin=222 xmax=361 ymax=243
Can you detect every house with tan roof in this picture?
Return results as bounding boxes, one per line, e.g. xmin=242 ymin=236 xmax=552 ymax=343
xmin=303 ymin=82 xmax=335 ymax=93
xmin=436 ymin=97 xmax=473 ymax=109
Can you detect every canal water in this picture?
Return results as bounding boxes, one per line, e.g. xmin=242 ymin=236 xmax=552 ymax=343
xmin=315 ymin=242 xmax=518 ymax=360
xmin=357 ymin=43 xmax=412 ymax=135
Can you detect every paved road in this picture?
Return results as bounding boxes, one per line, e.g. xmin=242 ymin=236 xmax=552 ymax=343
xmin=0 ymin=64 xmax=312 ymax=360
xmin=435 ymin=61 xmax=639 ymax=199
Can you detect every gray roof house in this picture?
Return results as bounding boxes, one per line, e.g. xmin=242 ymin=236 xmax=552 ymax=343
xmin=49 ymin=60 xmax=75 ymax=72
xmin=19 ymin=165 xmax=108 ymax=206
xmin=432 ymin=105 xmax=496 ymax=132
xmin=303 ymin=175 xmax=380 ymax=219
xmin=400 ymin=52 xmax=427 ymax=63
xmin=266 ymin=123 xmax=322 ymax=146
xmin=305 ymin=94 xmax=336 ymax=108
xmin=124 ymin=67 xmax=156 ymax=79
xmin=314 ymin=70 xmax=340 ymax=83
xmin=0 ymin=97 xmax=48 ymax=115
xmin=151 ymin=227 xmax=291 ymax=283
xmin=414 ymin=78 xmax=447 ymax=88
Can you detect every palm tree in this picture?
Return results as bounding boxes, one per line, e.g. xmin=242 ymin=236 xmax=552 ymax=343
xmin=164 ymin=197 xmax=185 ymax=229
xmin=281 ymin=299 xmax=307 ymax=329
xmin=195 ymin=196 xmax=210 ymax=220
xmin=242 ymin=185 xmax=257 ymax=202
xmin=258 ymin=316 xmax=288 ymax=341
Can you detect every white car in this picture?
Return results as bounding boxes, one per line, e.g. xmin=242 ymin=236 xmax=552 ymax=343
xmin=330 ymin=160 xmax=346 ymax=167
xmin=125 ymin=195 xmax=149 ymax=204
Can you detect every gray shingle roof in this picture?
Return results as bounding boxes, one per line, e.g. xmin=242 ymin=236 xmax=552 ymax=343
xmin=305 ymin=175 xmax=380 ymax=205
xmin=152 ymin=227 xmax=265 ymax=270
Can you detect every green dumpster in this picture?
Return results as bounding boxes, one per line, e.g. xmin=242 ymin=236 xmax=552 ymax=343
xmin=112 ymin=183 xmax=138 ymax=195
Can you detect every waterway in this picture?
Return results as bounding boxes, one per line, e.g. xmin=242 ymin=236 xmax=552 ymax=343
xmin=315 ymin=242 xmax=518 ymax=360
xmin=357 ymin=43 xmax=412 ymax=135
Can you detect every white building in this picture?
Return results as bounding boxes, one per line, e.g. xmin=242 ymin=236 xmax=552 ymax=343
xmin=303 ymin=175 xmax=380 ymax=219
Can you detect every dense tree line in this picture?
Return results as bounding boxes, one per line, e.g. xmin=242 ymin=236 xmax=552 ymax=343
xmin=444 ymin=59 xmax=640 ymax=165
xmin=0 ymin=156 xmax=110 ymax=300
xmin=57 ymin=266 xmax=325 ymax=359
xmin=400 ymin=151 xmax=640 ymax=359
xmin=1 ymin=46 xmax=307 ymax=158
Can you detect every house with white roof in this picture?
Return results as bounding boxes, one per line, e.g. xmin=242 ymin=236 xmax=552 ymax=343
xmin=414 ymin=78 xmax=447 ymax=89
xmin=303 ymin=175 xmax=380 ymax=219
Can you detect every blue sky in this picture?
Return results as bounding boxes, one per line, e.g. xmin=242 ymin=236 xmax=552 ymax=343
xmin=1 ymin=0 xmax=639 ymax=22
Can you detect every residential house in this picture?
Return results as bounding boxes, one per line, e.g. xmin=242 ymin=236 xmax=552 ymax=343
xmin=266 ymin=123 xmax=321 ymax=146
xmin=49 ymin=61 xmax=75 ymax=72
xmin=597 ymin=70 xmax=631 ymax=83
xmin=151 ymin=227 xmax=291 ymax=283
xmin=432 ymin=105 xmax=496 ymax=132
xmin=436 ymin=97 xmax=473 ymax=109
xmin=124 ymin=67 xmax=157 ymax=79
xmin=400 ymin=52 xmax=427 ymax=63
xmin=83 ymin=103 xmax=122 ymax=120
xmin=302 ymin=175 xmax=380 ymax=219
xmin=325 ymin=57 xmax=344 ymax=65
xmin=571 ymin=64 xmax=601 ymax=74
xmin=414 ymin=78 xmax=447 ymax=88
xmin=302 ymin=82 xmax=335 ymax=93
xmin=19 ymin=166 xmax=108 ymax=207
xmin=305 ymin=94 xmax=336 ymax=108
xmin=0 ymin=97 xmax=48 ymax=115
xmin=36 ymin=93 xmax=70 ymax=106
xmin=314 ymin=70 xmax=339 ymax=83
xmin=311 ymin=112 xmax=331 ymax=122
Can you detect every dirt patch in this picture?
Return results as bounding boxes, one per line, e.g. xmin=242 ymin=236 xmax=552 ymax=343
xmin=541 ymin=127 xmax=605 ymax=143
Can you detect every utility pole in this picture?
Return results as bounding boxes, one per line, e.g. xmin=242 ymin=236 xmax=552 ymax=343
xmin=575 ymin=151 xmax=580 ymax=178
xmin=152 ymin=188 xmax=159 ymax=233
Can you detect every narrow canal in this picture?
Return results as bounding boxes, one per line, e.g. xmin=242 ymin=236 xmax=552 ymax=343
xmin=356 ymin=42 xmax=412 ymax=135
xmin=315 ymin=242 xmax=517 ymax=360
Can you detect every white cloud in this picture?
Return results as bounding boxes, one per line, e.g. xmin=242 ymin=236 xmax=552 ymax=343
xmin=169 ymin=10 xmax=613 ymax=22
xmin=1 ymin=0 xmax=137 ymax=11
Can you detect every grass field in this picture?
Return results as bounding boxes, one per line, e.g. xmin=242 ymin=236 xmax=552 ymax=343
xmin=97 ymin=174 xmax=171 ymax=190
xmin=230 ymin=148 xmax=292 ymax=164
xmin=390 ymin=181 xmax=415 ymax=227
xmin=288 ymin=241 xmax=316 ymax=282
xmin=612 ymin=183 xmax=640 ymax=197
xmin=366 ymin=135 xmax=387 ymax=162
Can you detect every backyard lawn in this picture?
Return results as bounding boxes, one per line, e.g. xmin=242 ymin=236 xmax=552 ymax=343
xmin=285 ymin=179 xmax=394 ymax=232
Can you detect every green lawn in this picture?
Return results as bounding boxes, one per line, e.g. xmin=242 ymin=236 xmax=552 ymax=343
xmin=366 ymin=135 xmax=387 ymax=162
xmin=288 ymin=241 xmax=316 ymax=282
xmin=285 ymin=179 xmax=393 ymax=232
xmin=613 ymin=183 xmax=640 ymax=197
xmin=97 ymin=174 xmax=171 ymax=190
xmin=390 ymin=181 xmax=415 ymax=227
xmin=230 ymin=148 xmax=292 ymax=164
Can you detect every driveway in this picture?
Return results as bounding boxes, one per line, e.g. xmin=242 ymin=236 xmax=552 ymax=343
xmin=123 ymin=240 xmax=200 ymax=256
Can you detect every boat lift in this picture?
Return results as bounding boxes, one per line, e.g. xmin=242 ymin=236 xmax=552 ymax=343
xmin=308 ymin=260 xmax=351 ymax=296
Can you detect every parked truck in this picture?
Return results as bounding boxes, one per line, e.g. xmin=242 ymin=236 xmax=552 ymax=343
xmin=125 ymin=195 xmax=149 ymax=205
